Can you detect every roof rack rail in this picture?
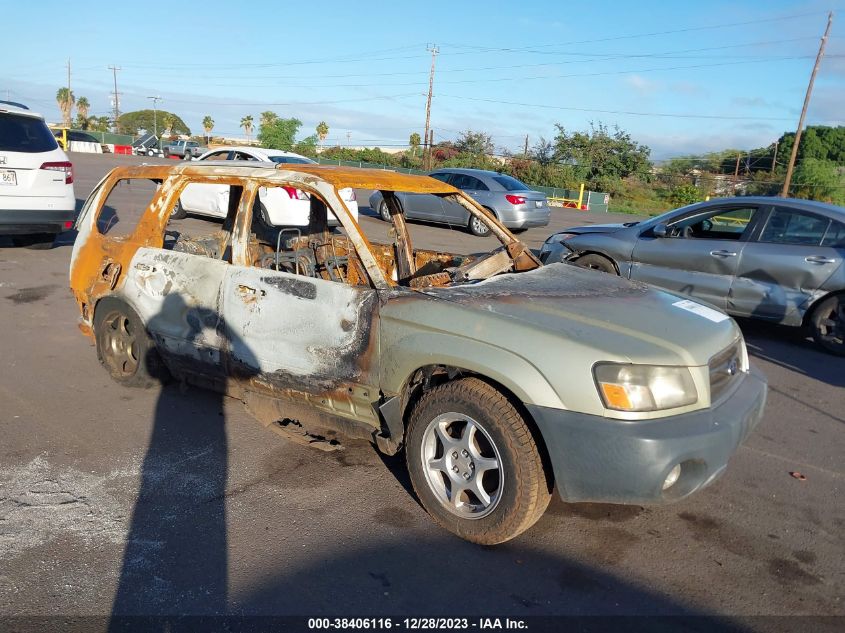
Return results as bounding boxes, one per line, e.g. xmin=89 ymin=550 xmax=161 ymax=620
xmin=0 ymin=100 xmax=30 ymax=110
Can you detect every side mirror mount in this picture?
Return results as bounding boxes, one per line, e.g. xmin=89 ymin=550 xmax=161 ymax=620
xmin=653 ymin=223 xmax=668 ymax=238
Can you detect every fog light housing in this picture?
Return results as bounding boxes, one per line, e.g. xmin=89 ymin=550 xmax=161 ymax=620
xmin=662 ymin=464 xmax=682 ymax=490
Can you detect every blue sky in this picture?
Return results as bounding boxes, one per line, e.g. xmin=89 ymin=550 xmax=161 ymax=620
xmin=3 ymin=0 xmax=844 ymax=158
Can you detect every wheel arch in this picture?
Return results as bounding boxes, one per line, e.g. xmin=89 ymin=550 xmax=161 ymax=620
xmin=573 ymin=250 xmax=621 ymax=275
xmin=802 ymin=288 xmax=845 ymax=328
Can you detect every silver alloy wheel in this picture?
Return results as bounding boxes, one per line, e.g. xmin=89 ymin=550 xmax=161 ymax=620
xmin=102 ymin=312 xmax=140 ymax=377
xmin=817 ymin=298 xmax=844 ymax=346
xmin=421 ymin=413 xmax=503 ymax=519
xmin=470 ymin=216 xmax=490 ymax=236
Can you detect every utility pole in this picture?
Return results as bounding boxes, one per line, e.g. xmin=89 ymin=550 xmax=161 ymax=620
xmin=346 ymin=131 xmax=351 ymax=147
xmin=66 ymin=58 xmax=72 ymax=127
xmin=108 ymin=65 xmax=122 ymax=133
xmin=146 ymin=96 xmax=162 ymax=137
xmin=427 ymin=130 xmax=434 ymax=170
xmin=422 ymin=44 xmax=439 ymax=171
xmin=781 ymin=11 xmax=833 ymax=197
xmin=523 ymin=135 xmax=529 ymax=158
xmin=733 ymin=152 xmax=741 ymax=183
xmin=770 ymin=140 xmax=778 ymax=176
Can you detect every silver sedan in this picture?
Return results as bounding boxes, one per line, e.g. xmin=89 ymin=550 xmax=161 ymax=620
xmin=539 ymin=196 xmax=845 ymax=355
xmin=369 ymin=168 xmax=550 ymax=236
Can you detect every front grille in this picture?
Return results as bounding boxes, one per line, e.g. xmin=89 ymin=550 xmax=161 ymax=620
xmin=709 ymin=341 xmax=743 ymax=403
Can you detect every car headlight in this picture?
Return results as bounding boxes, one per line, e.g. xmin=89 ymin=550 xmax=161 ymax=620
xmin=544 ymin=232 xmax=576 ymax=245
xmin=593 ymin=363 xmax=698 ymax=412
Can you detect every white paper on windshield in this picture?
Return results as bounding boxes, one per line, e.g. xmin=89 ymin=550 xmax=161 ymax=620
xmin=672 ymin=299 xmax=730 ymax=323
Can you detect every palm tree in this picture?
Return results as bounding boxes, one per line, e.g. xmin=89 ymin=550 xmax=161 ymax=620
xmin=409 ymin=132 xmax=421 ymax=157
xmin=56 ymin=87 xmax=75 ymax=128
xmin=316 ymin=121 xmax=329 ymax=152
xmin=202 ymin=115 xmax=214 ymax=144
xmin=240 ymin=115 xmax=254 ymax=142
xmin=260 ymin=111 xmax=278 ymax=129
xmin=163 ymin=113 xmax=177 ymax=138
xmin=75 ymin=96 xmax=90 ymax=130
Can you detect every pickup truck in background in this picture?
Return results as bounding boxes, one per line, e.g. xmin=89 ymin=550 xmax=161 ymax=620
xmin=163 ymin=139 xmax=205 ymax=159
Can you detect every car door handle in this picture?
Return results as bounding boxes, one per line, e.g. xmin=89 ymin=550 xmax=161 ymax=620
xmin=805 ymin=255 xmax=837 ymax=265
xmin=710 ymin=250 xmax=737 ymax=258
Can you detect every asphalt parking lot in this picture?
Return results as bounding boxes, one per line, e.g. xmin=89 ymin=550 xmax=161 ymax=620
xmin=0 ymin=153 xmax=842 ymax=627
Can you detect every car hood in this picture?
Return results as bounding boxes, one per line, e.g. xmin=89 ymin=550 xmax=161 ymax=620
xmin=423 ymin=263 xmax=739 ymax=366
xmin=554 ymin=223 xmax=629 ymax=236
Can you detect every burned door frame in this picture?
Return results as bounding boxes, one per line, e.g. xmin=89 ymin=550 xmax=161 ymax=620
xmin=219 ymin=182 xmax=384 ymax=438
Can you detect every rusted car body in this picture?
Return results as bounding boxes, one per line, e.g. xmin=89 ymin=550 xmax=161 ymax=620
xmin=70 ymin=163 xmax=767 ymax=544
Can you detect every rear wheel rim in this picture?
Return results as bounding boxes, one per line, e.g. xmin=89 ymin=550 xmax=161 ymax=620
xmin=101 ymin=312 xmax=140 ymax=377
xmin=421 ymin=413 xmax=503 ymax=520
xmin=470 ymin=216 xmax=489 ymax=236
xmin=380 ymin=202 xmax=391 ymax=222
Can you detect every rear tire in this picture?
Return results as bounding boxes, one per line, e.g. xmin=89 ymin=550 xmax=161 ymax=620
xmin=170 ymin=199 xmax=187 ymax=220
xmin=183 ymin=153 xmax=191 ymax=161
xmin=406 ymin=377 xmax=551 ymax=545
xmin=94 ymin=298 xmax=169 ymax=388
xmin=810 ymin=294 xmax=845 ymax=356
xmin=469 ymin=213 xmax=492 ymax=237
xmin=574 ymin=253 xmax=617 ymax=274
xmin=379 ymin=200 xmax=392 ymax=222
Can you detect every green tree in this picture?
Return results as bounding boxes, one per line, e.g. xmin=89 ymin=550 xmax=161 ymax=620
xmin=552 ymin=122 xmax=651 ymax=186
xmin=293 ymin=134 xmax=318 ymax=158
xmin=240 ymin=115 xmax=254 ymax=142
xmin=409 ymin=132 xmax=421 ymax=157
xmin=316 ymin=121 xmax=329 ymax=150
xmin=790 ymin=158 xmax=845 ymax=204
xmin=455 ymin=130 xmax=494 ymax=155
xmin=202 ymin=116 xmax=214 ymax=143
xmin=56 ymin=87 xmax=75 ymax=128
xmin=74 ymin=97 xmax=90 ymax=129
xmin=669 ymin=183 xmax=704 ymax=206
xmin=258 ymin=113 xmax=302 ymax=151
xmin=88 ymin=116 xmax=111 ymax=133
xmin=119 ymin=110 xmax=190 ymax=136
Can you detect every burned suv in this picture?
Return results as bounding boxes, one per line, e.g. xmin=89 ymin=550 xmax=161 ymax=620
xmin=69 ymin=163 xmax=767 ymax=544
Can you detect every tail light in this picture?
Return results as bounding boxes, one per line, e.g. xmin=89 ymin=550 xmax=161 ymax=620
xmin=40 ymin=161 xmax=73 ymax=184
xmin=505 ymin=194 xmax=526 ymax=205
xmin=281 ymin=186 xmax=308 ymax=200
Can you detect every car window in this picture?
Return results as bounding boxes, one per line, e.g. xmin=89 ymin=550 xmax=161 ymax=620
xmin=202 ymin=150 xmax=231 ymax=161
xmin=492 ymin=175 xmax=529 ymax=191
xmin=673 ymin=207 xmax=757 ymax=240
xmin=188 ymin=142 xmax=199 ymax=147
xmin=759 ymin=208 xmax=831 ymax=246
xmin=821 ymin=220 xmax=845 ymax=248
xmin=269 ymin=156 xmax=316 ymax=164
xmin=450 ymin=174 xmax=473 ymax=190
xmin=429 ymin=173 xmax=452 ymax=184
xmin=463 ymin=176 xmax=488 ymax=191
xmin=234 ymin=151 xmax=259 ymax=161
xmin=96 ymin=178 xmax=162 ymax=237
xmin=165 ymin=185 xmax=244 ymax=262
xmin=0 ymin=113 xmax=59 ymax=152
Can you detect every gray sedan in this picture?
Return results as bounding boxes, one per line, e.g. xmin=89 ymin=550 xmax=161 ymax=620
xmin=539 ymin=196 xmax=845 ymax=355
xmin=369 ymin=168 xmax=550 ymax=236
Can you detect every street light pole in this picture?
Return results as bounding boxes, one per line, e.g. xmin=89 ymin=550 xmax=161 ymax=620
xmin=147 ymin=96 xmax=162 ymax=138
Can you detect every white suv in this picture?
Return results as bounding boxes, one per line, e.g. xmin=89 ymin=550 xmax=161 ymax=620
xmin=0 ymin=102 xmax=76 ymax=248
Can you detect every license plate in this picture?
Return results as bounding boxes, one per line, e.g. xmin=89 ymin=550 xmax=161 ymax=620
xmin=535 ymin=200 xmax=543 ymax=208
xmin=0 ymin=169 xmax=17 ymax=186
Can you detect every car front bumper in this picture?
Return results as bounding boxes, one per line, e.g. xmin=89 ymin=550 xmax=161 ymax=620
xmin=526 ymin=366 xmax=767 ymax=504
xmin=0 ymin=209 xmax=77 ymax=235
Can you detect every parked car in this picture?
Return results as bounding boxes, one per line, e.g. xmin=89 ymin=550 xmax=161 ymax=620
xmin=52 ymin=128 xmax=101 ymax=152
xmin=369 ymin=168 xmax=550 ymax=236
xmin=179 ymin=146 xmax=358 ymax=226
xmin=0 ymin=102 xmax=75 ymax=248
xmin=70 ymin=162 xmax=766 ymax=544
xmin=539 ymin=197 xmax=845 ymax=355
xmin=163 ymin=139 xmax=204 ymax=159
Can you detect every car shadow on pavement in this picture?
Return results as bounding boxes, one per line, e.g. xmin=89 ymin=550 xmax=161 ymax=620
xmin=109 ymin=295 xmax=258 ymax=628
xmin=738 ymin=317 xmax=845 ymax=390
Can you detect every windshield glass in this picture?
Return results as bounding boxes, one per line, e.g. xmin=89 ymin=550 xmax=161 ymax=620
xmin=269 ymin=156 xmax=316 ymax=164
xmin=492 ymin=175 xmax=530 ymax=191
xmin=0 ymin=113 xmax=59 ymax=152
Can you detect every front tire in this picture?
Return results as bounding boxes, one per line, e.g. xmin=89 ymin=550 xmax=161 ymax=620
xmin=406 ymin=377 xmax=551 ymax=545
xmin=94 ymin=298 xmax=169 ymax=388
xmin=574 ymin=253 xmax=617 ymax=274
xmin=810 ymin=294 xmax=845 ymax=356
xmin=170 ymin=198 xmax=187 ymax=220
